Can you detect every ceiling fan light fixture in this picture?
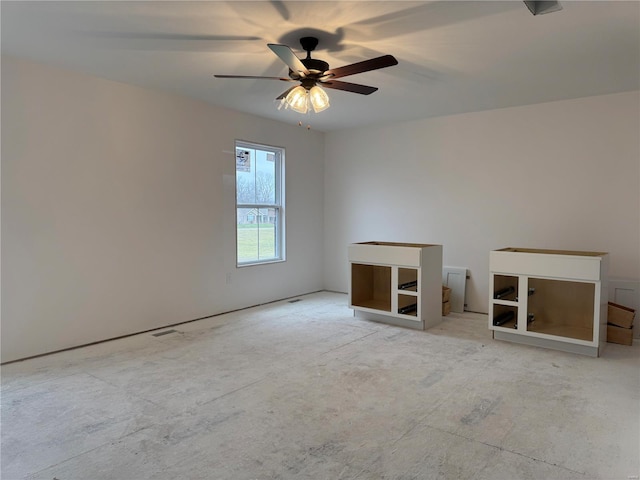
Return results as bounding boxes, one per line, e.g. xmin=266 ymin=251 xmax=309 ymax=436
xmin=219 ymin=37 xmax=397 ymax=116
xmin=279 ymin=84 xmax=330 ymax=114
xmin=309 ymin=85 xmax=330 ymax=113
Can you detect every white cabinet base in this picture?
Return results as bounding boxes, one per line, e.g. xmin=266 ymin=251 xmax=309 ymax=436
xmin=349 ymin=242 xmax=443 ymax=330
xmin=354 ymin=309 xmax=426 ymax=330
xmin=489 ymin=247 xmax=608 ymax=357
xmin=493 ymin=330 xmax=600 ymax=357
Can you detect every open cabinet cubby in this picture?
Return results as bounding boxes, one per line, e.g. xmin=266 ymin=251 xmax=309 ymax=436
xmin=526 ymin=278 xmax=595 ymax=342
xmin=398 ymin=294 xmax=418 ymax=317
xmin=489 ymin=247 xmax=608 ymax=357
xmin=350 ymin=264 xmax=391 ymax=312
xmin=492 ymin=304 xmax=518 ymax=329
xmin=493 ymin=275 xmax=518 ymax=301
xmin=398 ymin=268 xmax=418 ymax=292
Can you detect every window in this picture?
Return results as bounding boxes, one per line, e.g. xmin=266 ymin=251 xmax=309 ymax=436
xmin=235 ymin=140 xmax=285 ymax=266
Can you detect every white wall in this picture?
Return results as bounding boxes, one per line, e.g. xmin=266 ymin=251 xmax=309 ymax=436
xmin=4 ymin=55 xmax=639 ymax=363
xmin=324 ymin=91 xmax=640 ymax=313
xmin=2 ymin=55 xmax=325 ymax=363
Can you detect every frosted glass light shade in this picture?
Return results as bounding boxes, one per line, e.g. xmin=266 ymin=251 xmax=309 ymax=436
xmin=309 ymin=85 xmax=330 ymax=112
xmin=284 ymin=86 xmax=309 ymax=114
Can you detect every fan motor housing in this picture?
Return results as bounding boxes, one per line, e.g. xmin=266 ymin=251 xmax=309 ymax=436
xmin=289 ymin=58 xmax=329 ymax=80
xmin=302 ymin=58 xmax=329 ymax=73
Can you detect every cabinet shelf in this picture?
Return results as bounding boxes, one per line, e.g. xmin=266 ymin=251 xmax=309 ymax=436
xmin=527 ymin=323 xmax=593 ymax=343
xmin=492 ymin=299 xmax=518 ymax=307
xmin=397 ymin=290 xmax=418 ymax=297
xmin=493 ymin=321 xmax=517 ymax=330
xmin=354 ymin=299 xmax=392 ymax=313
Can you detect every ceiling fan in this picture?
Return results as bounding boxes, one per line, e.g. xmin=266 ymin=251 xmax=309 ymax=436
xmin=214 ymin=36 xmax=398 ymax=114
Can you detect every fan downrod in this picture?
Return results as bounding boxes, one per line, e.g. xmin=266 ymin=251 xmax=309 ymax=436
xmin=297 ymin=36 xmax=328 ymax=75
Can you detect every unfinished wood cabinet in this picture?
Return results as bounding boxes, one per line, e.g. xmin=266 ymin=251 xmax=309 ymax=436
xmin=489 ymin=247 xmax=609 ymax=357
xmin=349 ymin=242 xmax=443 ymax=330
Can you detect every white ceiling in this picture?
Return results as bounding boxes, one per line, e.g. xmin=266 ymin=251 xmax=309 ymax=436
xmin=2 ymin=1 xmax=639 ymax=132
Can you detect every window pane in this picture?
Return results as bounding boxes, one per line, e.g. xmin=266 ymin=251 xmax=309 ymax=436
xmin=237 ymin=207 xmax=259 ymax=263
xmin=255 ymin=152 xmax=276 ymax=204
xmin=258 ymin=208 xmax=277 ymax=259
xmin=237 ymin=208 xmax=279 ymax=263
xmin=236 ymin=149 xmax=277 ymax=205
xmin=236 ymin=148 xmax=256 ymax=203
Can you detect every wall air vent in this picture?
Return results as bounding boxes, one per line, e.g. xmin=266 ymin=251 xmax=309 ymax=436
xmin=152 ymin=329 xmax=177 ymax=337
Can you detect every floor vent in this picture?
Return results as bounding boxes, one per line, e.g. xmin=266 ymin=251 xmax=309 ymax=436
xmin=152 ymin=329 xmax=177 ymax=337
xmin=288 ymin=299 xmax=302 ymax=303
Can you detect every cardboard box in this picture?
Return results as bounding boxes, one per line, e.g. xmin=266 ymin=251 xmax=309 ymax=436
xmin=608 ymin=302 xmax=635 ymax=329
xmin=607 ymin=324 xmax=633 ymax=346
xmin=442 ymin=301 xmax=451 ymax=316
xmin=442 ymin=286 xmax=451 ymax=303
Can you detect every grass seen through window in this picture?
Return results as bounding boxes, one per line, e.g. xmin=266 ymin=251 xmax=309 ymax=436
xmin=237 ymin=223 xmax=275 ymax=263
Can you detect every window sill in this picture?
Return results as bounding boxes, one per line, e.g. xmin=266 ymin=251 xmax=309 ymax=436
xmin=237 ymin=258 xmax=286 ymax=268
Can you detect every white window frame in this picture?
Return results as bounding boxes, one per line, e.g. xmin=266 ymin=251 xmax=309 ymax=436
xmin=235 ymin=140 xmax=285 ymax=267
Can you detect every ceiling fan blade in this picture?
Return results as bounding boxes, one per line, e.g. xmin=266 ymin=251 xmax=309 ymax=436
xmin=268 ymin=43 xmax=310 ymax=76
xmin=276 ymin=86 xmax=298 ymax=100
xmin=91 ymin=32 xmax=262 ymax=42
xmin=523 ymin=0 xmax=563 ymax=15
xmin=214 ymin=75 xmax=294 ymax=81
xmin=323 ymin=55 xmax=398 ymax=80
xmin=342 ymin=2 xmax=520 ymax=43
xmin=84 ymin=31 xmax=265 ymax=52
xmin=269 ymin=0 xmax=290 ymax=21
xmin=321 ymin=80 xmax=378 ymax=95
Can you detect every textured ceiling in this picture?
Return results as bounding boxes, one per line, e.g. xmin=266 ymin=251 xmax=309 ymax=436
xmin=2 ymin=1 xmax=639 ymax=132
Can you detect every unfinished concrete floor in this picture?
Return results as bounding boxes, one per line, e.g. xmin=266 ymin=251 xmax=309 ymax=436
xmin=2 ymin=291 xmax=639 ymax=479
